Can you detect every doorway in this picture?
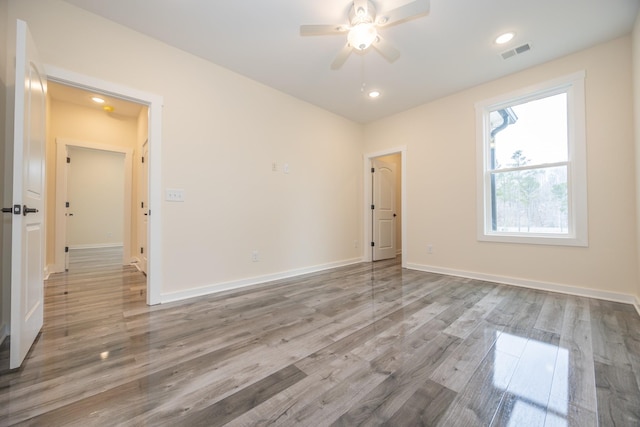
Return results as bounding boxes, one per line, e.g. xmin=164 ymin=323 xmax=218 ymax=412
xmin=364 ymin=147 xmax=407 ymax=267
xmin=371 ymin=155 xmax=399 ymax=261
xmin=55 ymin=141 xmax=133 ymax=271
xmin=45 ymin=69 xmax=163 ymax=305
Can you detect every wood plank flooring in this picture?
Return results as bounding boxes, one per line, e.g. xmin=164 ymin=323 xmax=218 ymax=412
xmin=1 ymin=248 xmax=640 ymax=426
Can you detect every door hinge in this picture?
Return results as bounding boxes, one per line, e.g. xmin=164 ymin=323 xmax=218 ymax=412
xmin=371 ymin=204 xmax=375 ymax=210
xmin=371 ymin=242 xmax=375 ymax=247
xmin=148 ymin=209 xmax=151 ymax=216
xmin=65 ymin=201 xmax=70 ymax=208
xmin=141 ymin=201 xmax=144 ymax=209
xmin=141 ymin=156 xmax=145 ymax=163
xmin=371 ymin=167 xmax=375 ymax=173
xmin=65 ymin=246 xmax=69 ymax=253
xmin=140 ymin=247 xmax=144 ymax=254
xmin=66 ymin=157 xmax=71 ymax=164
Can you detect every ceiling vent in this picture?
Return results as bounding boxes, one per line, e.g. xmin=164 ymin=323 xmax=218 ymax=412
xmin=501 ymin=43 xmax=531 ymax=60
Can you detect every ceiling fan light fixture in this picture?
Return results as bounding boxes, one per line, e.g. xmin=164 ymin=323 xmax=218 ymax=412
xmin=348 ymin=23 xmax=377 ymax=51
xmin=368 ymin=90 xmax=381 ymax=98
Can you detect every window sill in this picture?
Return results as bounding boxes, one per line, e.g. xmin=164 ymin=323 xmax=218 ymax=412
xmin=478 ymin=232 xmax=588 ymax=247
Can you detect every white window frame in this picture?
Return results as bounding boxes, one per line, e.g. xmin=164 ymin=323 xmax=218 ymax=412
xmin=475 ymin=71 xmax=588 ymax=246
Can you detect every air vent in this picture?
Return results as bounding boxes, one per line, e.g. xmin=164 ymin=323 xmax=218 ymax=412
xmin=501 ymin=43 xmax=532 ymax=60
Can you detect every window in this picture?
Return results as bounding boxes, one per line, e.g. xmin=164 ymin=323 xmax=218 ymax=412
xmin=476 ymin=72 xmax=587 ymax=246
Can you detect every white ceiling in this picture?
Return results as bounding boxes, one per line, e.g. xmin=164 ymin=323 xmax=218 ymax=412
xmin=62 ymin=0 xmax=639 ymax=123
xmin=48 ymin=81 xmax=143 ymax=118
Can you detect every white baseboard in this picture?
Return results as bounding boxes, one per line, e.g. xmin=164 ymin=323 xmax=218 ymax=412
xmin=634 ymin=296 xmax=640 ymax=317
xmin=161 ymin=257 xmax=364 ymax=304
xmin=406 ymin=262 xmax=640 ymax=308
xmin=68 ymin=243 xmax=123 ymax=250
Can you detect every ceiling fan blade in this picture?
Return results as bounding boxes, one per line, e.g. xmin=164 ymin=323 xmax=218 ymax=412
xmin=376 ymin=0 xmax=429 ymax=26
xmin=372 ymin=35 xmax=400 ymax=63
xmin=331 ymin=43 xmax=353 ymax=70
xmin=300 ymin=24 xmax=348 ymax=36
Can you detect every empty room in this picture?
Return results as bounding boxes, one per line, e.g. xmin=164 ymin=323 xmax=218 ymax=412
xmin=1 ymin=0 xmax=640 ymax=425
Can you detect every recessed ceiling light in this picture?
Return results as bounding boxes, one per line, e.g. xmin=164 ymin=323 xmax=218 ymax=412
xmin=368 ymin=90 xmax=381 ymax=98
xmin=91 ymin=96 xmax=105 ymax=104
xmin=495 ymin=32 xmax=515 ymax=45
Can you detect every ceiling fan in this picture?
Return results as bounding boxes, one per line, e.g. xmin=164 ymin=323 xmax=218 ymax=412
xmin=300 ymin=0 xmax=430 ymax=70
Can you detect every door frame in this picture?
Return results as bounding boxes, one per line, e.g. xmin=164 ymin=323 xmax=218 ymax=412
xmin=54 ymin=140 xmax=133 ymax=270
xmin=363 ymin=146 xmax=407 ymax=267
xmin=46 ymin=66 xmax=163 ymax=305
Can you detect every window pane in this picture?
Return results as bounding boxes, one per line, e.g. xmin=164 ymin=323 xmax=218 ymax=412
xmin=491 ymin=93 xmax=568 ymax=170
xmin=492 ymin=166 xmax=568 ymax=233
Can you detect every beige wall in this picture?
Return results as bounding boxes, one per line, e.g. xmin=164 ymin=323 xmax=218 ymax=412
xmin=365 ymin=36 xmax=637 ymax=297
xmin=66 ymin=146 xmax=125 ymax=248
xmin=8 ymin=0 xmax=364 ymax=298
xmin=47 ymin=98 xmax=138 ymax=266
xmin=634 ymin=11 xmax=640 ymax=301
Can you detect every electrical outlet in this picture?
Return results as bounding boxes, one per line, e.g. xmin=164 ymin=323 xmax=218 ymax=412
xmin=165 ymin=188 xmax=185 ymax=202
xmin=283 ymin=163 xmax=290 ymax=174
xmin=251 ymin=250 xmax=259 ymax=262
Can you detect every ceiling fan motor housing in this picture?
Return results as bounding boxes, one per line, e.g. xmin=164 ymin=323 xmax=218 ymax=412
xmin=349 ymin=0 xmax=376 ymax=25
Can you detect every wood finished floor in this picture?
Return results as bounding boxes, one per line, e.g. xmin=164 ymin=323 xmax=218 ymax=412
xmin=1 ymin=248 xmax=640 ymax=426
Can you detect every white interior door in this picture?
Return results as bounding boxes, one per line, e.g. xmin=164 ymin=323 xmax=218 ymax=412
xmin=372 ymin=158 xmax=397 ymax=261
xmin=64 ymin=145 xmax=70 ymax=271
xmin=9 ymin=20 xmax=46 ymax=369
xmin=139 ymin=140 xmax=148 ymax=274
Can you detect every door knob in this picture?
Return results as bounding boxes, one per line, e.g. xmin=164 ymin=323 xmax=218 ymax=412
xmin=3 ymin=205 xmax=21 ymax=215
xmin=23 ymin=206 xmax=38 ymax=216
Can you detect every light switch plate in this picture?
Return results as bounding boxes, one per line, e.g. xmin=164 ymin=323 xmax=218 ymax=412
xmin=165 ymin=188 xmax=185 ymax=202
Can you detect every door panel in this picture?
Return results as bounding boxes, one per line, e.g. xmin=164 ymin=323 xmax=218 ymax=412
xmin=10 ymin=19 xmax=46 ymax=369
xmin=139 ymin=141 xmax=148 ymax=274
xmin=372 ymin=158 xmax=396 ymax=261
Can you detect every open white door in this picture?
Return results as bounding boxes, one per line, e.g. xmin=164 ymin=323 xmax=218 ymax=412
xmin=63 ymin=144 xmax=70 ymax=271
xmin=9 ymin=20 xmax=46 ymax=369
xmin=139 ymin=140 xmax=148 ymax=274
xmin=372 ymin=158 xmax=396 ymax=261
